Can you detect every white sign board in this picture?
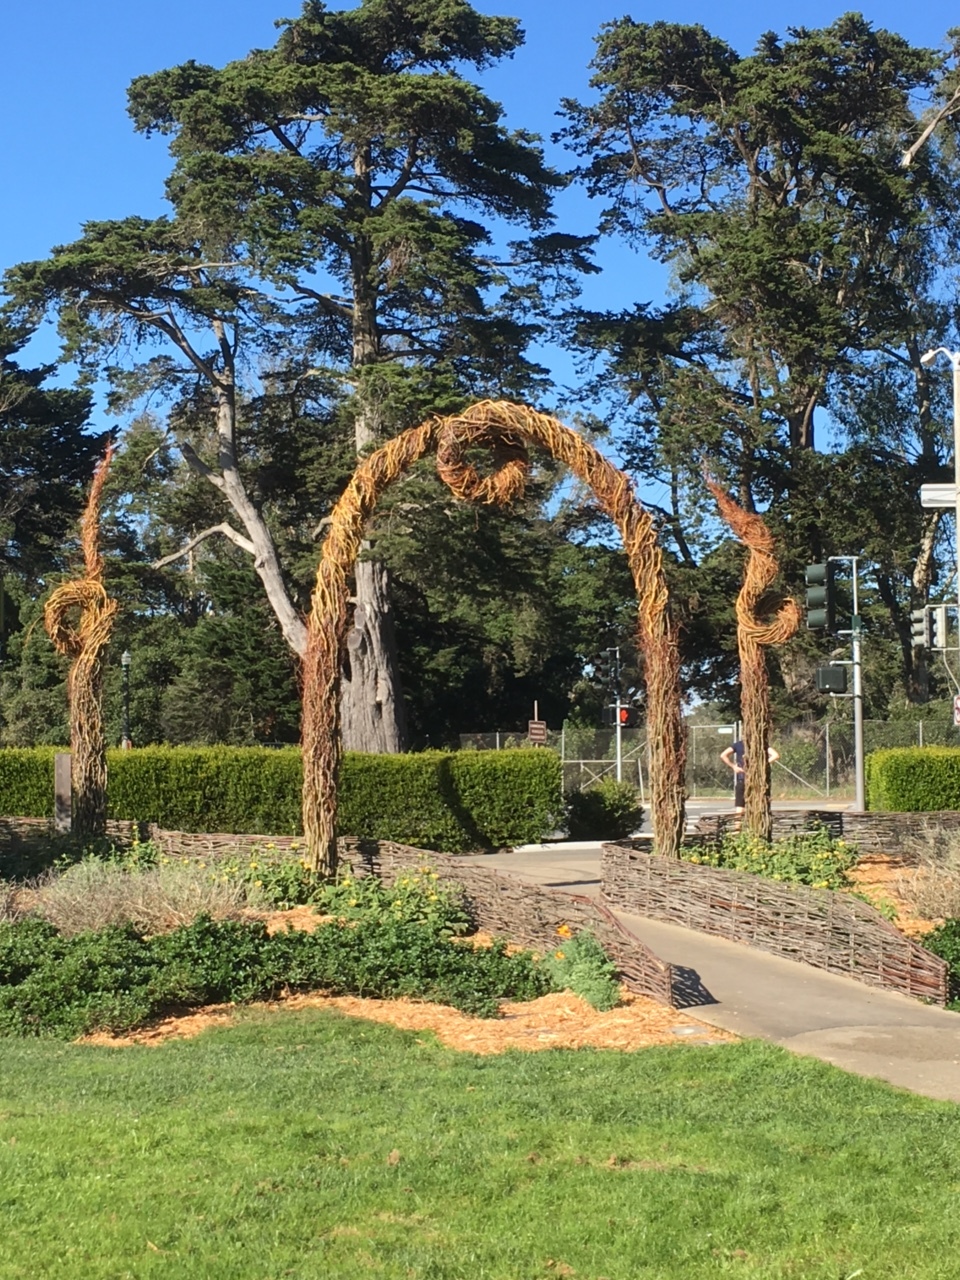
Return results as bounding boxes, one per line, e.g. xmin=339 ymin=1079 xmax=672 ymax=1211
xmin=953 ymin=695 xmax=960 ymax=728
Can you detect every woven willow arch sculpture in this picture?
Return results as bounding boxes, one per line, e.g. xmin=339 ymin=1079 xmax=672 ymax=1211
xmin=44 ymin=447 xmax=119 ymax=838
xmin=302 ymin=400 xmax=686 ymax=875
xmin=706 ymin=480 xmax=800 ymax=840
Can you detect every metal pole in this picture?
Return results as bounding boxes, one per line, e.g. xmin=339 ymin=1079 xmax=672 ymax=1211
xmin=954 ymin=359 xmax=960 ymax=619
xmin=825 ymin=720 xmax=830 ymax=798
xmin=615 ymin=689 xmax=623 ymax=783
xmin=851 ymin=563 xmax=865 ymax=812
xmin=121 ymin=650 xmax=132 ymax=750
xmin=614 ymin=646 xmax=623 ymax=782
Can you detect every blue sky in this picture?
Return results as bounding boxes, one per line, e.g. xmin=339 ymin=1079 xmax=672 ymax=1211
xmin=2 ymin=0 xmax=955 ymax=454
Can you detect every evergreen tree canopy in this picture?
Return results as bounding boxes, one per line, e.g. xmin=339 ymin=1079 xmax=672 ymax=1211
xmin=0 ymin=319 xmax=106 ymax=587
xmin=562 ymin=15 xmax=960 ymax=711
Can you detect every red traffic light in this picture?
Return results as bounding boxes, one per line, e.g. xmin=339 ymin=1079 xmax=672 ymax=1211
xmin=603 ymin=705 xmax=639 ymax=727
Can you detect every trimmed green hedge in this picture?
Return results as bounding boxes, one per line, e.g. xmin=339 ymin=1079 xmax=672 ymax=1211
xmin=0 ymin=746 xmax=562 ymax=852
xmin=0 ymin=748 xmax=58 ymax=819
xmin=866 ymin=747 xmax=960 ymax=811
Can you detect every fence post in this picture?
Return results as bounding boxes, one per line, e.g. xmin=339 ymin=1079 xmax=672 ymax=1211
xmin=919 ymin=720 xmax=924 ymax=748
xmin=825 ymin=721 xmax=830 ymax=798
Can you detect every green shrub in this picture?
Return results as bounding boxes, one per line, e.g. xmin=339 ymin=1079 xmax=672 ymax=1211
xmin=0 ymin=747 xmax=562 ymax=853
xmin=107 ymin=747 xmax=303 ymax=833
xmin=920 ymin=919 xmax=960 ymax=1004
xmin=565 ymin=779 xmax=643 ymax=840
xmin=866 ymin=748 xmax=960 ymax=811
xmin=0 ymin=899 xmax=557 ymax=1036
xmin=0 ymin=748 xmax=57 ymax=818
xmin=543 ymin=928 xmax=621 ymax=1011
xmin=683 ymin=826 xmax=857 ymax=890
xmin=339 ymin=749 xmax=562 ymax=851
xmin=0 ymin=923 xmax=160 ymax=1039
xmin=313 ymin=867 xmax=472 ymax=938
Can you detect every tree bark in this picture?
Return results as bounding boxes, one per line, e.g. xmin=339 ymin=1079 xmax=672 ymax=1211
xmin=179 ymin=371 xmax=309 ymax=659
xmin=341 ymin=559 xmax=407 ymax=753
xmin=341 ymin=200 xmax=408 ymax=753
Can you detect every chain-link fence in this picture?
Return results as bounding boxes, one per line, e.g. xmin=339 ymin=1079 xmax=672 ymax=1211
xmin=460 ymin=718 xmax=960 ymax=798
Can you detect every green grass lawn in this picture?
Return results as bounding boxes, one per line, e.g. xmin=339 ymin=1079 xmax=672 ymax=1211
xmin=1 ymin=1011 xmax=959 ymax=1279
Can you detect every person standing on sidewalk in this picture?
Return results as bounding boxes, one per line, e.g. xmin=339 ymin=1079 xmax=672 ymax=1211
xmin=720 ymin=740 xmax=779 ymax=814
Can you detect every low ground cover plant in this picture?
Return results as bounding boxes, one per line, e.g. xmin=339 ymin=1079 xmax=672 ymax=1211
xmin=0 ymin=856 xmax=622 ymax=1034
xmin=0 ymin=910 xmax=554 ymax=1036
xmin=682 ymin=827 xmax=857 ymax=890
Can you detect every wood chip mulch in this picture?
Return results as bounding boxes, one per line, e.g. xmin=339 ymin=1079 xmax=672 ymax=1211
xmin=78 ymin=903 xmax=733 ymax=1052
xmin=79 ymin=988 xmax=734 ymax=1053
xmin=845 ymin=853 xmax=937 ymax=936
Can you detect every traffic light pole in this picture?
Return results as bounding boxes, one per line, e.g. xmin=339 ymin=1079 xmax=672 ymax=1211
xmin=850 ymin=564 xmax=865 ymax=813
xmin=809 ymin=556 xmax=865 ymax=811
xmin=832 ymin=556 xmax=865 ymax=812
xmin=614 ymin=649 xmax=623 ymax=782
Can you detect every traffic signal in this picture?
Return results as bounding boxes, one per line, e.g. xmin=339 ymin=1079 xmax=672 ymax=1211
xmin=595 ymin=647 xmax=621 ymax=689
xmin=932 ymin=604 xmax=948 ymax=650
xmin=602 ymin=705 xmax=639 ymax=727
xmin=805 ymin=562 xmax=836 ymax=630
xmin=815 ymin=665 xmax=847 ymax=694
xmin=910 ymin=607 xmax=931 ymax=650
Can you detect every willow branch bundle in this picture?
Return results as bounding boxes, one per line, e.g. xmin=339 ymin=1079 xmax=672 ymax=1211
xmin=302 ymin=401 xmax=687 ymax=874
xmin=302 ymin=423 xmax=436 ymax=874
xmin=43 ymin=447 xmax=118 ymax=837
xmin=706 ymin=480 xmax=800 ymax=840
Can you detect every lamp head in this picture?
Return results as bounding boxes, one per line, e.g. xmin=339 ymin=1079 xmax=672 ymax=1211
xmin=121 ymin=650 xmax=131 ymax=668
xmin=920 ymin=346 xmax=960 ymax=367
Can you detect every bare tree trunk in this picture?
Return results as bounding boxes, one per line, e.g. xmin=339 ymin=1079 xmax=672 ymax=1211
xmin=341 ymin=559 xmax=407 ymax=753
xmin=342 ymin=211 xmax=408 ymax=753
xmin=174 ymin=378 xmax=309 ymax=658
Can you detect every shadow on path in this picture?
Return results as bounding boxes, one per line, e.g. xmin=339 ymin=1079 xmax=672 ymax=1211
xmin=670 ymin=965 xmax=718 ymax=1009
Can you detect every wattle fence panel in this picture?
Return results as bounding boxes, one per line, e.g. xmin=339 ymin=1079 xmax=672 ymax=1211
xmin=601 ymin=841 xmax=947 ymax=1005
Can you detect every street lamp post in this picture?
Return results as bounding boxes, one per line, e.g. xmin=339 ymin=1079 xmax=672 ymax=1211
xmin=920 ymin=346 xmax=960 ymax=616
xmin=120 ymin=650 xmax=132 ymax=749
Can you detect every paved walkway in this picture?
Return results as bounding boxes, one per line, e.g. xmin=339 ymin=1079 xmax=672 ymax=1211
xmin=461 ymin=844 xmax=960 ymax=1103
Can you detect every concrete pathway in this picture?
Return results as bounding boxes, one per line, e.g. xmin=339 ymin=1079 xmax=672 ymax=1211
xmin=461 ymin=844 xmax=960 ymax=1103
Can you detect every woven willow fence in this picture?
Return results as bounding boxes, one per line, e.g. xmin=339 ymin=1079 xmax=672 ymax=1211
xmin=340 ymin=840 xmax=675 ymax=1006
xmin=601 ymin=842 xmax=947 ymax=1004
xmin=695 ymin=809 xmax=960 ymax=852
